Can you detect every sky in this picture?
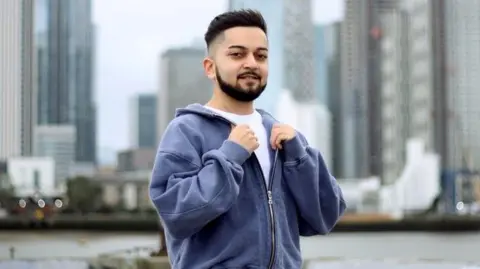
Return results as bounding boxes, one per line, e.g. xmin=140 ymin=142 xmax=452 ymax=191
xmin=93 ymin=0 xmax=343 ymax=164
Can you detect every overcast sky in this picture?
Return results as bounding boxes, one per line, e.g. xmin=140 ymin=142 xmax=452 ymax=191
xmin=92 ymin=0 xmax=343 ymax=162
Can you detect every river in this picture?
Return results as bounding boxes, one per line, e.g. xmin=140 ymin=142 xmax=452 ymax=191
xmin=0 ymin=231 xmax=479 ymax=268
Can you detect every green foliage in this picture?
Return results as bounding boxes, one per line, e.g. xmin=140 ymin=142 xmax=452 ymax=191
xmin=0 ymin=173 xmax=15 ymax=201
xmin=66 ymin=176 xmax=102 ymax=213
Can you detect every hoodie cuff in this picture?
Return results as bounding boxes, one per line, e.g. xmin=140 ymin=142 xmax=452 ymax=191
xmin=219 ymin=140 xmax=251 ymax=165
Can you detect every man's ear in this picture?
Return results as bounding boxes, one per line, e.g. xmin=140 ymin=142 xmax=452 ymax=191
xmin=203 ymin=57 xmax=216 ymax=80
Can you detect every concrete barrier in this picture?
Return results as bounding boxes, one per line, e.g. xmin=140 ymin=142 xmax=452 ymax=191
xmin=3 ymin=214 xmax=480 ymax=232
xmin=91 ymin=256 xmax=171 ymax=269
xmin=91 ymin=256 xmax=318 ymax=269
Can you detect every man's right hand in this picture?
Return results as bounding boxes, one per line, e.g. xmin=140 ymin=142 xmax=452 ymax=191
xmin=228 ymin=124 xmax=259 ymax=154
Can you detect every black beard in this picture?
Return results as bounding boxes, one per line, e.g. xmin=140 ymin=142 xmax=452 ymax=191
xmin=216 ymin=68 xmax=266 ymax=102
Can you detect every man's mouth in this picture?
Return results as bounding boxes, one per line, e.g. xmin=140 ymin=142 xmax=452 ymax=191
xmin=239 ymin=74 xmax=260 ymax=79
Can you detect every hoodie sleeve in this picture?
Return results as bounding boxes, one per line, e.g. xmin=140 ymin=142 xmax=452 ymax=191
xmin=149 ymin=120 xmax=251 ymax=240
xmin=282 ymin=132 xmax=346 ymax=236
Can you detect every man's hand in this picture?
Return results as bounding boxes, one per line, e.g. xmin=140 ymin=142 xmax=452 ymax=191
xmin=228 ymin=124 xmax=259 ymax=154
xmin=270 ymin=123 xmax=296 ymax=150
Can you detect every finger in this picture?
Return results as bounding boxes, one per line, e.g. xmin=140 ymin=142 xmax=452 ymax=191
xmin=270 ymin=129 xmax=279 ymax=149
xmin=275 ymin=134 xmax=286 ymax=149
xmin=272 ymin=133 xmax=283 ymax=150
xmin=275 ymin=135 xmax=282 ymax=148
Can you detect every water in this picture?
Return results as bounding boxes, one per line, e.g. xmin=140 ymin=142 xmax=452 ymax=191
xmin=0 ymin=231 xmax=479 ymax=268
xmin=0 ymin=231 xmax=158 ymax=259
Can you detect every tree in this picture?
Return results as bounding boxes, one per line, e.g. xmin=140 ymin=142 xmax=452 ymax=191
xmin=0 ymin=174 xmax=15 ymax=201
xmin=66 ymin=176 xmax=102 ymax=213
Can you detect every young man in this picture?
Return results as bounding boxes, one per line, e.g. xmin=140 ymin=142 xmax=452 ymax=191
xmin=149 ymin=9 xmax=346 ymax=269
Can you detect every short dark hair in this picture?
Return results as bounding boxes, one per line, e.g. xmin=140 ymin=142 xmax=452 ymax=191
xmin=204 ymin=9 xmax=267 ymax=50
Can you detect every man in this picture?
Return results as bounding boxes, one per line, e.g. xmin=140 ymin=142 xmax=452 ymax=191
xmin=149 ymin=9 xmax=346 ymax=269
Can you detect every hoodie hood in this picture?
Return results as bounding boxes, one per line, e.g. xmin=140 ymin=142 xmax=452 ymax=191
xmin=175 ymin=103 xmax=276 ymax=123
xmin=175 ymin=103 xmax=216 ymax=118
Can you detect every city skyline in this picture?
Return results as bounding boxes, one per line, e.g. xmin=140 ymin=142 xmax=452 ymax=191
xmin=93 ymin=0 xmax=343 ymax=163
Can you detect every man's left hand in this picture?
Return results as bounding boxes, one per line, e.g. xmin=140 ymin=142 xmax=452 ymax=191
xmin=270 ymin=124 xmax=296 ymax=150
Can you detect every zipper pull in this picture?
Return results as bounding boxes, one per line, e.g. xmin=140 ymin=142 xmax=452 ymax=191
xmin=267 ymin=191 xmax=273 ymax=204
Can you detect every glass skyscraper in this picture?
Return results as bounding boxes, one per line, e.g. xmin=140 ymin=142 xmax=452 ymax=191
xmin=129 ymin=94 xmax=157 ymax=148
xmin=0 ymin=0 xmax=36 ymax=158
xmin=35 ymin=0 xmax=96 ymax=164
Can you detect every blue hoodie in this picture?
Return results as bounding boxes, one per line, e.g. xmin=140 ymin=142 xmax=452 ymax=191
xmin=150 ymin=104 xmax=346 ymax=269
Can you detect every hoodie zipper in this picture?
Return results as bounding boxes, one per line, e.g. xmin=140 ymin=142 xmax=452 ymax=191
xmin=212 ymin=114 xmax=279 ymax=269
xmin=253 ymin=151 xmax=278 ymax=269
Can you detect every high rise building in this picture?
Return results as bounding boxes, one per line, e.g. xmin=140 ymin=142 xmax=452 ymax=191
xmin=0 ymin=0 xmax=22 ymax=158
xmin=402 ymin=0 xmax=434 ymax=152
xmin=340 ymin=0 xmax=374 ymax=178
xmin=376 ymin=1 xmax=410 ymax=183
xmin=372 ymin=0 xmax=480 ymax=180
xmin=376 ymin=0 xmax=434 ymax=183
xmin=323 ymin=21 xmax=343 ymax=176
xmin=314 ymin=25 xmax=327 ymax=105
xmin=129 ymin=94 xmax=157 ymax=148
xmin=283 ymin=0 xmax=315 ymax=102
xmin=157 ymin=47 xmax=212 ymax=138
xmin=341 ymin=0 xmax=435 ymax=183
xmin=0 ymin=0 xmax=36 ymax=158
xmin=21 ymin=0 xmax=37 ymax=157
xmin=442 ymin=1 xmax=480 ymax=170
xmin=34 ymin=125 xmax=75 ymax=185
xmin=430 ymin=0 xmax=448 ymax=169
xmin=36 ymin=0 xmax=96 ymax=164
xmin=313 ymin=22 xmax=345 ymax=176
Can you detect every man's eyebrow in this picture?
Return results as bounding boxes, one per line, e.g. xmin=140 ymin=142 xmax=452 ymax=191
xmin=227 ymin=45 xmax=247 ymax=50
xmin=227 ymin=45 xmax=268 ymax=51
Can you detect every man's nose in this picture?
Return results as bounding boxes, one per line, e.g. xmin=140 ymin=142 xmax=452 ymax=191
xmin=243 ymin=54 xmax=259 ymax=69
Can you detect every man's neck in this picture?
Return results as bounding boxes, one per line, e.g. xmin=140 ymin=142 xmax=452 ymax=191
xmin=207 ymin=90 xmax=254 ymax=115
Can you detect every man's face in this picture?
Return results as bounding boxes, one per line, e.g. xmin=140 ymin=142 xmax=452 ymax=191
xmin=204 ymin=26 xmax=269 ymax=102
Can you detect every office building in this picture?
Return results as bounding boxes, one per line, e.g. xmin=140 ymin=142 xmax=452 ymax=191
xmin=0 ymin=0 xmax=36 ymax=158
xmin=129 ymin=94 xmax=157 ymax=148
xmin=283 ymin=0 xmax=315 ymax=102
xmin=376 ymin=0 xmax=434 ymax=183
xmin=116 ymin=148 xmax=156 ymax=173
xmin=340 ymin=0 xmax=375 ymax=178
xmin=323 ymin=21 xmax=342 ymax=176
xmin=314 ymin=25 xmax=327 ymax=105
xmin=21 ymin=0 xmax=37 ymax=156
xmin=36 ymin=0 xmax=96 ymax=164
xmin=442 ymin=1 xmax=480 ymax=170
xmin=341 ymin=0 xmax=435 ymax=183
xmin=34 ymin=125 xmax=76 ymax=185
xmin=157 ymin=47 xmax=212 ymax=138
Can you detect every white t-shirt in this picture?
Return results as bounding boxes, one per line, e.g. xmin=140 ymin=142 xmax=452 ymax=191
xmin=205 ymin=106 xmax=271 ymax=187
